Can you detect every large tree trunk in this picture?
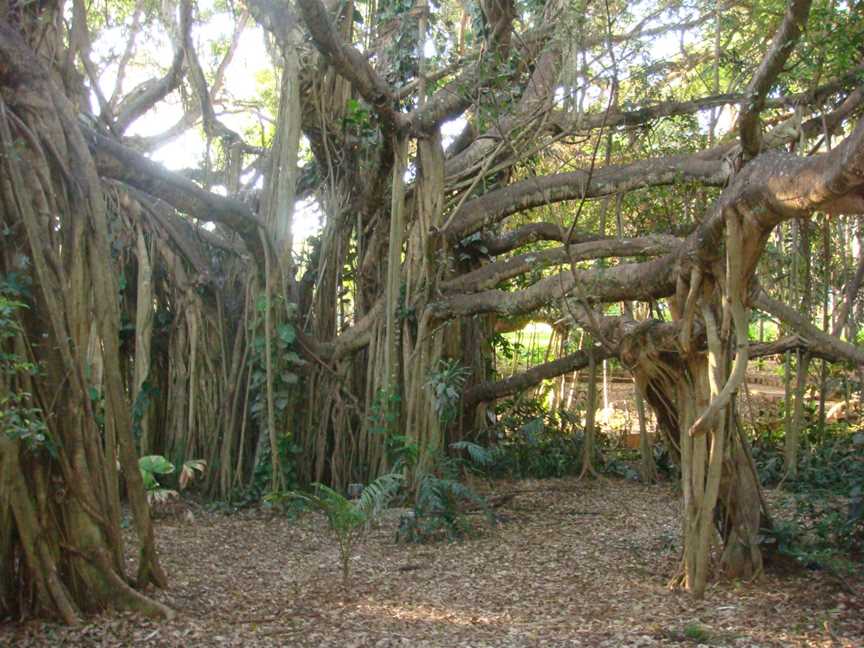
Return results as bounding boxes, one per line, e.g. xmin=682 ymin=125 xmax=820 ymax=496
xmin=0 ymin=24 xmax=171 ymax=621
xmin=622 ymin=307 xmax=765 ymax=597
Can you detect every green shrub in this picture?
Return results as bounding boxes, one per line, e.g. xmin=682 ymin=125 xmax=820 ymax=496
xmin=481 ymin=401 xmax=585 ymax=479
xmin=683 ymin=622 xmax=710 ymax=642
xmin=377 ymin=428 xmax=493 ymax=544
xmin=755 ymin=423 xmax=864 ymax=572
xmin=138 ymin=455 xmax=206 ymax=504
xmin=398 ymin=465 xmax=493 ymax=543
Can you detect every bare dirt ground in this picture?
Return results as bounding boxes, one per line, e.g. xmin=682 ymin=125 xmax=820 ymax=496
xmin=2 ymin=478 xmax=862 ymax=647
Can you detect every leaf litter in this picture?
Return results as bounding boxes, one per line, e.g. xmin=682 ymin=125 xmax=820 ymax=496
xmin=1 ymin=478 xmax=861 ymax=647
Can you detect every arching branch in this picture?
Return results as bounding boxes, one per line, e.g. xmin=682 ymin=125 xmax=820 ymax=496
xmin=441 ymin=155 xmax=729 ymax=244
xmin=754 ymin=290 xmax=864 ymax=367
xmin=294 ymin=0 xmax=401 ymax=134
xmin=442 ymin=234 xmax=681 ymax=293
xmin=83 ymin=126 xmax=266 ymax=264
xmin=113 ymin=0 xmax=191 ymax=133
xmin=738 ymin=0 xmax=812 ymax=157
xmin=464 ymin=346 xmax=614 ymax=407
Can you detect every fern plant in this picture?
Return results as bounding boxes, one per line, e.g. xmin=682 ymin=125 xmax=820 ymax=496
xmin=397 ymin=442 xmax=495 ymax=543
xmin=268 ymin=473 xmax=402 ymax=584
xmin=450 ymin=440 xmax=496 ymax=469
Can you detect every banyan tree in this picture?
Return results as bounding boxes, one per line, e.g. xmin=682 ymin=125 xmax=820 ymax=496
xmin=2 ymin=0 xmax=864 ymax=620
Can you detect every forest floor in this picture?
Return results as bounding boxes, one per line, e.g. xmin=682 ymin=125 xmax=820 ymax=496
xmin=2 ymin=478 xmax=862 ymax=647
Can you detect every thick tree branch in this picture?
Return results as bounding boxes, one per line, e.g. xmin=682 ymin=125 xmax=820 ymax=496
xmin=441 ymin=7 xmax=721 ymax=178
xmin=442 ymin=234 xmax=681 ymax=293
xmin=445 ymin=86 xmax=864 ymax=253
xmin=749 ymin=334 xmax=862 ymax=364
xmin=246 ymin=0 xmax=296 ymax=41
xmin=182 ymin=11 xmax=245 ymax=145
xmin=753 ymin=290 xmax=864 ymax=366
xmin=549 ymin=69 xmax=864 ymax=136
xmin=441 ymin=155 xmax=729 ymax=244
xmin=114 ymin=0 xmax=191 ymax=133
xmin=305 ymin=299 xmax=385 ymax=363
xmin=122 ymin=10 xmax=247 ymax=153
xmin=832 ymin=251 xmax=864 ymax=337
xmin=109 ymin=0 xmax=145 ymax=108
xmin=429 ymin=116 xmax=864 ymax=324
xmin=738 ymin=0 xmax=812 ymax=157
xmin=430 ymin=257 xmax=675 ymax=320
xmin=83 ymin=126 xmax=265 ymax=262
xmin=464 ymin=346 xmax=613 ymax=407
xmin=466 ymin=325 xmax=863 ymax=409
xmin=294 ymin=0 xmax=401 ymax=134
xmin=471 ymin=223 xmax=604 ymax=255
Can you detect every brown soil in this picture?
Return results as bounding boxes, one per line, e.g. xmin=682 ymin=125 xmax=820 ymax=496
xmin=2 ymin=478 xmax=862 ymax=647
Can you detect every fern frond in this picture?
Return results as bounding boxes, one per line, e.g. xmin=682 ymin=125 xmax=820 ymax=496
xmin=443 ymin=477 xmax=488 ymax=508
xmin=311 ymin=483 xmax=351 ymax=511
xmin=450 ymin=440 xmax=494 ymax=466
xmin=356 ymin=473 xmax=402 ymax=518
xmin=436 ymin=450 xmax=462 ymax=480
xmin=416 ymin=474 xmax=445 ymax=514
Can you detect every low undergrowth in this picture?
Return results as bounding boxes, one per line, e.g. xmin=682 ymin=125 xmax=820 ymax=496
xmin=466 ymin=397 xmax=659 ymax=482
xmin=753 ymin=421 xmax=864 ymax=575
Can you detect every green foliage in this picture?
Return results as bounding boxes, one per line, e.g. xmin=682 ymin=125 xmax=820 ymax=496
xmin=753 ymin=423 xmax=864 ymax=495
xmin=139 ymin=455 xmax=206 ymax=504
xmin=0 ymin=392 xmax=53 ymax=454
xmin=250 ymin=434 xmax=301 ymax=497
xmin=450 ymin=440 xmax=495 ymax=467
xmin=139 ymin=454 xmax=175 ymax=489
xmin=427 ymin=358 xmax=471 ymax=427
xmin=342 ymin=98 xmax=375 ymax=142
xmin=373 ymin=424 xmax=493 ymax=543
xmin=652 ymin=442 xmax=680 ymax=481
xmin=603 ymin=456 xmax=641 ymax=482
xmin=403 ymin=466 xmax=493 ymax=543
xmin=267 ymin=473 xmax=402 ymax=584
xmin=249 ymin=296 xmax=305 ymax=411
xmin=368 ymin=388 xmax=415 ymax=472
xmin=754 ymin=423 xmax=864 ymax=573
xmin=748 ymin=312 xmax=779 ymax=343
xmin=369 ymin=387 xmax=401 ymax=437
xmin=390 ymin=433 xmax=494 ymax=543
xmin=762 ymin=496 xmax=863 ymax=577
xmin=683 ymin=623 xmax=711 ymax=642
xmin=248 ymin=294 xmax=305 ymax=490
xmin=494 ymin=324 xmax=554 ymax=368
xmin=0 ymin=275 xmax=54 ymax=455
xmin=464 ymin=397 xmax=667 ymax=482
xmin=480 ymin=400 xmax=586 ymax=479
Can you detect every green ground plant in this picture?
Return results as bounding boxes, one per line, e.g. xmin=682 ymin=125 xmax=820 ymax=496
xmin=138 ymin=455 xmax=206 ymax=504
xmin=754 ymin=421 xmax=864 ymax=574
xmin=267 ymin=474 xmax=402 ymax=584
xmin=397 ymin=442 xmax=495 ymax=543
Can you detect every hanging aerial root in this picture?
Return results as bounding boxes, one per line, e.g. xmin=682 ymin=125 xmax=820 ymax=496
xmin=689 ymin=211 xmax=749 ymax=437
xmin=678 ymin=266 xmax=702 ymax=355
